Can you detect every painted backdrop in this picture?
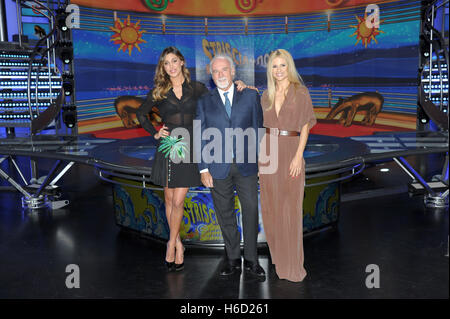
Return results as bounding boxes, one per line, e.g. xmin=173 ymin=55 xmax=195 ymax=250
xmin=72 ymin=0 xmax=421 ymax=138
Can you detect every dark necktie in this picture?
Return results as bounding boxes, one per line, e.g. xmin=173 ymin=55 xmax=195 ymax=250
xmin=223 ymin=92 xmax=232 ymax=118
xmin=223 ymin=92 xmax=234 ymax=158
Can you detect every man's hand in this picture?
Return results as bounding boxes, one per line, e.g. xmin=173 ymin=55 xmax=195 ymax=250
xmin=201 ymin=171 xmax=214 ymax=188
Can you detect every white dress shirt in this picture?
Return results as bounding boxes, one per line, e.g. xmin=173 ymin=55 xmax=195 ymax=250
xmin=218 ymin=83 xmax=234 ymax=107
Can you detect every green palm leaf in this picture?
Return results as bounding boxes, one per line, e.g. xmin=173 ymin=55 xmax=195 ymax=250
xmin=158 ymin=136 xmax=187 ymax=161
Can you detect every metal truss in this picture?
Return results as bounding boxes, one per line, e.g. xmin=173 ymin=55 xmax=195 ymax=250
xmin=0 ymin=155 xmax=74 ymax=210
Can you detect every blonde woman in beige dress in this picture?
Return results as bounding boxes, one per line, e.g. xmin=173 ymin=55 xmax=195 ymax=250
xmin=258 ymin=49 xmax=316 ymax=282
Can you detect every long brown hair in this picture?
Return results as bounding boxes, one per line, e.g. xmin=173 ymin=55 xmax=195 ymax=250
xmin=266 ymin=49 xmax=304 ymax=110
xmin=152 ymin=46 xmax=191 ymax=101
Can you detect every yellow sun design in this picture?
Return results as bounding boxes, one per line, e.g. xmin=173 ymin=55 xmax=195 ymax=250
xmin=349 ymin=14 xmax=385 ymax=48
xmin=109 ymin=15 xmax=147 ymax=56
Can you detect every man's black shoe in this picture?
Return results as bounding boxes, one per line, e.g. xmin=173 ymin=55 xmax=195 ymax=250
xmin=220 ymin=259 xmax=241 ymax=276
xmin=243 ymin=260 xmax=266 ymax=277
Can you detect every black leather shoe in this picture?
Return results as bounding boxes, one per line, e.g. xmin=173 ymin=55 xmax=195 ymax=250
xmin=244 ymin=260 xmax=266 ymax=277
xmin=220 ymin=259 xmax=241 ymax=276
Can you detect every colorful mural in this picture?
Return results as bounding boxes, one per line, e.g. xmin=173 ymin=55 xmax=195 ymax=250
xmin=112 ymin=175 xmax=340 ymax=243
xmin=72 ymin=0 xmax=392 ymax=16
xmin=72 ymin=0 xmax=421 ymax=138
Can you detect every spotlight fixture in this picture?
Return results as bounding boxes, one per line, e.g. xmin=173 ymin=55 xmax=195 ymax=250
xmin=63 ymin=82 xmax=73 ymax=96
xmin=61 ymin=49 xmax=72 ymax=64
xmin=62 ymin=73 xmax=74 ymax=96
xmin=417 ymin=106 xmax=429 ymax=124
xmin=62 ymin=105 xmax=77 ymax=128
xmin=56 ymin=41 xmax=73 ymax=64
xmin=56 ymin=8 xmax=69 ymax=32
xmin=419 ymin=34 xmax=432 ymax=61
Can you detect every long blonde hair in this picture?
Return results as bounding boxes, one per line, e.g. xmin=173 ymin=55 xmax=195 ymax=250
xmin=152 ymin=46 xmax=191 ymax=101
xmin=265 ymin=49 xmax=304 ymax=110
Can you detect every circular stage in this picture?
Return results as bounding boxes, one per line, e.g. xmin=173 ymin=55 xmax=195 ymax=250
xmin=89 ymin=134 xmax=369 ymax=246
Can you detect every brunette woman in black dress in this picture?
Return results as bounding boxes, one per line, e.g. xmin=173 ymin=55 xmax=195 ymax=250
xmin=137 ymin=47 xmax=250 ymax=271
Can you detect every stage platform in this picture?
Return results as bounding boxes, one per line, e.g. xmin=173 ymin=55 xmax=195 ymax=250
xmin=0 ymin=131 xmax=448 ymax=245
xmin=0 ymin=154 xmax=447 ymax=299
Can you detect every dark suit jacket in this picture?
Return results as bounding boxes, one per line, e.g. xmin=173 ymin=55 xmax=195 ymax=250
xmin=194 ymin=87 xmax=263 ymax=179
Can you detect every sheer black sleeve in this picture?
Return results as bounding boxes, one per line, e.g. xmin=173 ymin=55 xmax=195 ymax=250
xmin=136 ymin=90 xmax=158 ymax=136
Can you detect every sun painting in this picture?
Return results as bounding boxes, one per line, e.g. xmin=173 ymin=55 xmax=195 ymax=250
xmin=349 ymin=14 xmax=385 ymax=48
xmin=109 ymin=15 xmax=147 ymax=56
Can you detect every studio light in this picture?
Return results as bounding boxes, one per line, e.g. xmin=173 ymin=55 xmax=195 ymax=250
xmin=63 ymin=82 xmax=73 ymax=96
xmin=62 ymin=105 xmax=77 ymax=128
xmin=56 ymin=41 xmax=73 ymax=64
xmin=56 ymin=8 xmax=69 ymax=32
xmin=417 ymin=106 xmax=429 ymax=124
xmin=419 ymin=34 xmax=430 ymax=59
xmin=62 ymin=73 xmax=74 ymax=96
xmin=61 ymin=48 xmax=72 ymax=64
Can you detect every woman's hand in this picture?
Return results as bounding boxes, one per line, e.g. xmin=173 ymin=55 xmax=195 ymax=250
xmin=289 ymin=153 xmax=303 ymax=178
xmin=154 ymin=124 xmax=170 ymax=140
xmin=234 ymin=80 xmax=247 ymax=92
xmin=235 ymin=80 xmax=259 ymax=92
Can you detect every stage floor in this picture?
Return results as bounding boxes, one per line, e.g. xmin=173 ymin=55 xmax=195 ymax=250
xmin=0 ymin=154 xmax=447 ymax=299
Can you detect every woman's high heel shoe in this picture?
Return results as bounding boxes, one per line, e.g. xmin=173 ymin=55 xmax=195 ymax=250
xmin=174 ymin=263 xmax=184 ymax=271
xmin=175 ymin=242 xmax=185 ymax=271
xmin=165 ymin=260 xmax=175 ymax=271
xmin=165 ymin=242 xmax=176 ymax=271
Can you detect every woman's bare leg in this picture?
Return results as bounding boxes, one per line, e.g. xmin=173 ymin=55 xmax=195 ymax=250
xmin=164 ymin=187 xmax=176 ymax=262
xmin=169 ymin=187 xmax=189 ymax=264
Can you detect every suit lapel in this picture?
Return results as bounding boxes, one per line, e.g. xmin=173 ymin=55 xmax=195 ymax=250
xmin=211 ymin=88 xmax=229 ymax=119
xmin=231 ymin=86 xmax=242 ymax=120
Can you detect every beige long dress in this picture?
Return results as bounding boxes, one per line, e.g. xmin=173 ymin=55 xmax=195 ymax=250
xmin=258 ymin=83 xmax=317 ymax=282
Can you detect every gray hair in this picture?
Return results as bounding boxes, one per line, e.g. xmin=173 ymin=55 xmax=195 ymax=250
xmin=209 ymin=54 xmax=235 ymax=74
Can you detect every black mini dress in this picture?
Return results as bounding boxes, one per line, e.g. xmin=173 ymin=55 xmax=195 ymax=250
xmin=137 ymin=80 xmax=208 ymax=188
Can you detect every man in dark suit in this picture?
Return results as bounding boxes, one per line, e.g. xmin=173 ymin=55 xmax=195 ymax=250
xmin=194 ymin=54 xmax=265 ymax=278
